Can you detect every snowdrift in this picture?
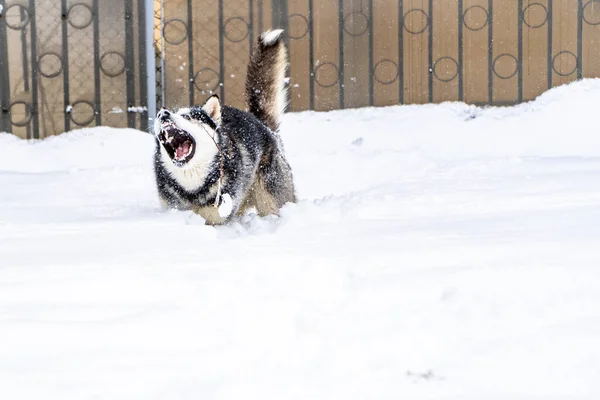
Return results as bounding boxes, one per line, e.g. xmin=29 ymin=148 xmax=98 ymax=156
xmin=1 ymin=80 xmax=600 ymax=399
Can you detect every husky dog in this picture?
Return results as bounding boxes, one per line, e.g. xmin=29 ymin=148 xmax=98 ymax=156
xmin=153 ymin=29 xmax=296 ymax=225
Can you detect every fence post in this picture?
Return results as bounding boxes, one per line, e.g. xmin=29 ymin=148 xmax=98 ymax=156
xmin=271 ymin=0 xmax=289 ymax=109
xmin=125 ymin=0 xmax=136 ymax=129
xmin=0 ymin=0 xmax=11 ymax=133
xmin=144 ymin=0 xmax=156 ymax=129
xmin=271 ymin=0 xmax=289 ymax=36
xmin=28 ymin=0 xmax=40 ymax=138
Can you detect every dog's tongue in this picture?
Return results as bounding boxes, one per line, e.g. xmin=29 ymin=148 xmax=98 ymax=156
xmin=176 ymin=142 xmax=190 ymax=159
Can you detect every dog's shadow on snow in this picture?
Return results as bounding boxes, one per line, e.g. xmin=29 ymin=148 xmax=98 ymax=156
xmin=216 ymin=211 xmax=282 ymax=238
xmin=176 ymin=206 xmax=285 ymax=239
xmin=175 ymin=198 xmax=335 ymax=239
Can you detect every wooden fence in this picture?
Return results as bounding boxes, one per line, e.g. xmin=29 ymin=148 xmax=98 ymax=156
xmin=1 ymin=0 xmax=599 ymax=138
xmin=158 ymin=0 xmax=600 ymax=113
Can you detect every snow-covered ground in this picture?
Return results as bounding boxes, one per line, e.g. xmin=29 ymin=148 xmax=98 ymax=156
xmin=1 ymin=80 xmax=600 ymax=399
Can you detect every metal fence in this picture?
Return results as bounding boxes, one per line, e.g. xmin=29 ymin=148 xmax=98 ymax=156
xmin=155 ymin=0 xmax=264 ymax=112
xmin=157 ymin=0 xmax=600 ymax=112
xmin=1 ymin=0 xmax=600 ymax=139
xmin=0 ymin=0 xmax=149 ymax=139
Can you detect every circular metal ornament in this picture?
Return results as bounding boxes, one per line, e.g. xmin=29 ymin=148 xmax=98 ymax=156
xmin=463 ymin=5 xmax=489 ymax=31
xmin=374 ymin=59 xmax=399 ymax=85
xmin=38 ymin=52 xmax=64 ymax=79
xmin=223 ymin=16 xmax=250 ymax=43
xmin=583 ymin=0 xmax=600 ymax=26
xmin=433 ymin=56 xmax=459 ymax=82
xmin=162 ymin=18 xmax=188 ymax=45
xmin=492 ymin=54 xmax=519 ymax=80
xmin=4 ymin=4 xmax=30 ymax=30
xmin=193 ymin=67 xmax=220 ymax=92
xmin=288 ymin=14 xmax=309 ymax=39
xmin=343 ymin=11 xmax=369 ymax=37
xmin=552 ymin=51 xmax=578 ymax=77
xmin=9 ymin=101 xmax=32 ymax=127
xmin=313 ymin=62 xmax=340 ymax=88
xmin=69 ymin=100 xmax=96 ymax=126
xmin=403 ymin=9 xmax=429 ymax=35
xmin=100 ymin=51 xmax=126 ymax=77
xmin=67 ymin=3 xmax=94 ymax=30
xmin=522 ymin=3 xmax=548 ymax=29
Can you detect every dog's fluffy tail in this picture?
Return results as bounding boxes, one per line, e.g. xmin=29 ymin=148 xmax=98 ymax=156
xmin=245 ymin=29 xmax=288 ymax=132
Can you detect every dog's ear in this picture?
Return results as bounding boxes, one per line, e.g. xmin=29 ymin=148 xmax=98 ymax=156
xmin=202 ymin=95 xmax=222 ymax=125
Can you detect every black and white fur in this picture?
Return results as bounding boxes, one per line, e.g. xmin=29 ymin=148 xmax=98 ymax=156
xmin=153 ymin=29 xmax=296 ymax=225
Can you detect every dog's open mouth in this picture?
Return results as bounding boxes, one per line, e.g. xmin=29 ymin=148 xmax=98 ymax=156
xmin=158 ymin=123 xmax=196 ymax=167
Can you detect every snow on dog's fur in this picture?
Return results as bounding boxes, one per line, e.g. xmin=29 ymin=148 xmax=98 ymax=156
xmin=153 ymin=30 xmax=296 ymax=225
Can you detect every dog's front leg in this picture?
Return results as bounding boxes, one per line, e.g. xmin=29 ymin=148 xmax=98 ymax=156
xmin=193 ymin=192 xmax=237 ymax=226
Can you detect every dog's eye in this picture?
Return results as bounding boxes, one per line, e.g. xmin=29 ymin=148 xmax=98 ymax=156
xmin=182 ymin=114 xmax=191 ymax=121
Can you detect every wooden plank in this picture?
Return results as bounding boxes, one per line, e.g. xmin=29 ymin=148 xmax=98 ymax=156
xmin=372 ymin=0 xmax=400 ymax=107
xmin=263 ymin=0 xmax=272 ymax=30
xmin=34 ymin=0 xmax=65 ymax=137
xmin=551 ymin=0 xmax=579 ymax=86
xmin=287 ymin=0 xmax=311 ymax=111
xmin=341 ymin=0 xmax=370 ymax=109
xmin=191 ymin=0 xmax=221 ymax=105
xmin=99 ymin=0 xmax=128 ymax=129
xmin=492 ymin=0 xmax=519 ymax=104
xmin=312 ymin=0 xmax=341 ymax=111
xmin=403 ymin=0 xmax=430 ymax=104
xmin=162 ymin=0 xmax=190 ymax=108
xmin=463 ymin=0 xmax=490 ymax=104
xmin=221 ymin=0 xmax=253 ymax=110
xmin=432 ymin=0 xmax=460 ymax=102
xmin=522 ymin=0 xmax=550 ymax=101
xmin=581 ymin=0 xmax=600 ymax=78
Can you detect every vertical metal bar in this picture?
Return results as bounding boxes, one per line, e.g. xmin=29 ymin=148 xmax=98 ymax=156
xmin=577 ymin=0 xmax=583 ymax=79
xmin=0 ymin=7 xmax=3 ymax=134
xmin=145 ymin=0 xmax=156 ymax=128
xmin=0 ymin=0 xmax=9 ymax=133
xmin=308 ymin=0 xmax=314 ymax=110
xmin=138 ymin=0 xmax=148 ymax=131
xmin=160 ymin=0 xmax=166 ymax=107
xmin=92 ymin=0 xmax=102 ymax=125
xmin=488 ymin=0 xmax=493 ymax=104
xmin=458 ymin=0 xmax=464 ymax=102
xmin=187 ymin=0 xmax=194 ymax=105
xmin=338 ymin=0 xmax=345 ymax=109
xmin=517 ymin=0 xmax=523 ymax=103
xmin=125 ymin=0 xmax=136 ymax=128
xmin=547 ymin=0 xmax=553 ymax=89
xmin=218 ymin=0 xmax=225 ymax=101
xmin=428 ymin=0 xmax=433 ymax=103
xmin=272 ymin=0 xmax=280 ymax=27
xmin=258 ymin=0 xmax=263 ymax=33
xmin=20 ymin=8 xmax=30 ymax=93
xmin=398 ymin=0 xmax=403 ymax=104
xmin=28 ymin=0 xmax=40 ymax=138
xmin=280 ymin=0 xmax=289 ymax=52
xmin=368 ymin=0 xmax=374 ymax=106
xmin=249 ymin=0 xmax=254 ymax=57
xmin=61 ymin=0 xmax=71 ymax=133
xmin=20 ymin=7 xmax=31 ymax=138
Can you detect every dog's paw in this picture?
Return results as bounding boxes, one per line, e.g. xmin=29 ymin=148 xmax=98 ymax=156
xmin=218 ymin=193 xmax=233 ymax=218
